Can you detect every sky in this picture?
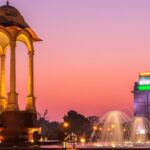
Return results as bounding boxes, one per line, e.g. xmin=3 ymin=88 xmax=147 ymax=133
xmin=0 ymin=0 xmax=150 ymax=121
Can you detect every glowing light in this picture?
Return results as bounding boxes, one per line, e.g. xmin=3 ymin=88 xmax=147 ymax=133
xmin=139 ymin=76 xmax=150 ymax=85
xmin=123 ymin=128 xmax=126 ymax=132
xmin=80 ymin=137 xmax=86 ymax=143
xmin=107 ymin=128 xmax=110 ymax=131
xmin=136 ymin=129 xmax=146 ymax=135
xmin=93 ymin=126 xmax=98 ymax=131
xmin=63 ymin=122 xmax=69 ymax=128
xmin=111 ymin=124 xmax=115 ymax=128
xmin=30 ymin=139 xmax=34 ymax=143
xmin=96 ymin=144 xmax=102 ymax=147
xmin=140 ymin=72 xmax=150 ymax=77
xmin=146 ymin=141 xmax=150 ymax=144
xmin=137 ymin=140 xmax=141 ymax=143
xmin=137 ymin=85 xmax=150 ymax=91
xmin=99 ymin=127 xmax=102 ymax=131
xmin=111 ymin=143 xmax=116 ymax=148
xmin=39 ymin=137 xmax=43 ymax=142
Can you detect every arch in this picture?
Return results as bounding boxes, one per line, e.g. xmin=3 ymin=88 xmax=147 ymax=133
xmin=0 ymin=26 xmax=12 ymax=42
xmin=0 ymin=28 xmax=11 ymax=55
xmin=0 ymin=45 xmax=3 ymax=55
xmin=16 ymin=30 xmax=33 ymax=52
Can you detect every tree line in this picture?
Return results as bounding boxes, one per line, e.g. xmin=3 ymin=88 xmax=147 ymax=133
xmin=37 ymin=110 xmax=99 ymax=141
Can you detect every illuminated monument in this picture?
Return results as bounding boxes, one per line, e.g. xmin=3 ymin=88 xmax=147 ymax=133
xmin=133 ymin=72 xmax=150 ymax=120
xmin=0 ymin=2 xmax=41 ymax=142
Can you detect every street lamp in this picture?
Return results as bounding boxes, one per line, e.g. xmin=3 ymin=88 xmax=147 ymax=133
xmin=80 ymin=137 xmax=86 ymax=144
xmin=63 ymin=122 xmax=69 ymax=128
xmin=62 ymin=122 xmax=69 ymax=149
xmin=93 ymin=126 xmax=98 ymax=131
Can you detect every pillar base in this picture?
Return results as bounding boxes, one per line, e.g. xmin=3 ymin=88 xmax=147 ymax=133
xmin=0 ymin=97 xmax=7 ymax=111
xmin=2 ymin=111 xmax=27 ymax=142
xmin=7 ymin=93 xmax=19 ymax=111
xmin=26 ymin=96 xmax=36 ymax=112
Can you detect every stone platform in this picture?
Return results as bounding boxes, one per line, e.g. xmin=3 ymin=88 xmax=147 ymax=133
xmin=0 ymin=110 xmax=40 ymax=142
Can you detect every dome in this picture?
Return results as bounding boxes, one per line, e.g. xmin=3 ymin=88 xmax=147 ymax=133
xmin=0 ymin=4 xmax=29 ymax=29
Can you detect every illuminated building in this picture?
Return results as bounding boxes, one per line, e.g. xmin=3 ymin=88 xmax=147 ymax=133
xmin=133 ymin=71 xmax=150 ymax=120
xmin=0 ymin=2 xmax=42 ymax=142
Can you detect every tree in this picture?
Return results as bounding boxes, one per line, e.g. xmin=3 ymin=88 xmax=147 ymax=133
xmin=37 ymin=110 xmax=60 ymax=139
xmin=48 ymin=121 xmax=60 ymax=140
xmin=63 ymin=110 xmax=90 ymax=138
xmin=86 ymin=116 xmax=100 ymax=138
xmin=87 ymin=116 xmax=99 ymax=126
xmin=37 ymin=117 xmax=50 ymax=138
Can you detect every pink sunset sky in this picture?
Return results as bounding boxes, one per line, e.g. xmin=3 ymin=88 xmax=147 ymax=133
xmin=0 ymin=0 xmax=150 ymax=121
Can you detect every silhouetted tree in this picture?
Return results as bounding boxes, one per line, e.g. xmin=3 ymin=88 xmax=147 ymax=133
xmin=48 ymin=121 xmax=60 ymax=140
xmin=37 ymin=110 xmax=60 ymax=139
xmin=37 ymin=117 xmax=50 ymax=138
xmin=86 ymin=116 xmax=99 ymax=138
xmin=37 ymin=110 xmax=99 ymax=141
xmin=63 ymin=110 xmax=90 ymax=138
xmin=87 ymin=116 xmax=99 ymax=126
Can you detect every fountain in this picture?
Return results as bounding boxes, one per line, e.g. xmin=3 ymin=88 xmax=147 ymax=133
xmin=88 ymin=110 xmax=150 ymax=148
xmin=89 ymin=110 xmax=129 ymax=147
xmin=129 ymin=117 xmax=150 ymax=143
xmin=40 ymin=110 xmax=150 ymax=149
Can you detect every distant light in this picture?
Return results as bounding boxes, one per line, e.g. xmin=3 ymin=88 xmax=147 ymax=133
xmin=140 ymin=72 xmax=150 ymax=77
xmin=93 ymin=126 xmax=98 ymax=131
xmin=80 ymin=137 xmax=86 ymax=143
xmin=96 ymin=144 xmax=102 ymax=147
xmin=139 ymin=76 xmax=150 ymax=85
xmin=39 ymin=137 xmax=43 ymax=142
xmin=111 ymin=124 xmax=115 ymax=128
xmin=137 ymin=140 xmax=141 ymax=143
xmin=136 ymin=129 xmax=146 ymax=135
xmin=111 ymin=143 xmax=116 ymax=148
xmin=137 ymin=85 xmax=150 ymax=91
xmin=146 ymin=141 xmax=150 ymax=144
xmin=63 ymin=122 xmax=69 ymax=128
xmin=107 ymin=128 xmax=110 ymax=131
xmin=123 ymin=128 xmax=126 ymax=132
xmin=99 ymin=127 xmax=102 ymax=131
xmin=30 ymin=139 xmax=34 ymax=143
xmin=139 ymin=80 xmax=150 ymax=85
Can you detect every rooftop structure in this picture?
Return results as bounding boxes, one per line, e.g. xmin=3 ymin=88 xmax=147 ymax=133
xmin=133 ymin=71 xmax=150 ymax=120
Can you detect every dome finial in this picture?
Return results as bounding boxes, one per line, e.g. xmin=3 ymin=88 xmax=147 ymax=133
xmin=6 ymin=0 xmax=9 ymax=6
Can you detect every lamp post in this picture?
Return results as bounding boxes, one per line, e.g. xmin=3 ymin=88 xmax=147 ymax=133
xmin=63 ymin=122 xmax=69 ymax=128
xmin=62 ymin=122 xmax=69 ymax=148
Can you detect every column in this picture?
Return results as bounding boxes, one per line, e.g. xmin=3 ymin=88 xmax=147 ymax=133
xmin=26 ymin=50 xmax=36 ymax=112
xmin=7 ymin=40 xmax=19 ymax=111
xmin=0 ymin=54 xmax=7 ymax=111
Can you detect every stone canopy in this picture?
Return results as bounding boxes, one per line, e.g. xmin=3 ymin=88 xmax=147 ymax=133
xmin=0 ymin=2 xmax=41 ymax=142
xmin=0 ymin=5 xmax=29 ymax=29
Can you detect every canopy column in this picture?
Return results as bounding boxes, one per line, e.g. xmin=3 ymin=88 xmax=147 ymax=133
xmin=7 ymin=40 xmax=18 ymax=111
xmin=0 ymin=54 xmax=7 ymax=111
xmin=26 ymin=48 xmax=36 ymax=112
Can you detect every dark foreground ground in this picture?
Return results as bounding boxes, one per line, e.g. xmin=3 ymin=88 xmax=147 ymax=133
xmin=0 ymin=146 xmax=149 ymax=150
xmin=0 ymin=142 xmax=149 ymax=150
xmin=0 ymin=148 xmax=150 ymax=150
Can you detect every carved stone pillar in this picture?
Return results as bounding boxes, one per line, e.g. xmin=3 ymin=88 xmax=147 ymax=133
xmin=26 ymin=50 xmax=36 ymax=112
xmin=0 ymin=54 xmax=7 ymax=111
xmin=7 ymin=41 xmax=18 ymax=111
